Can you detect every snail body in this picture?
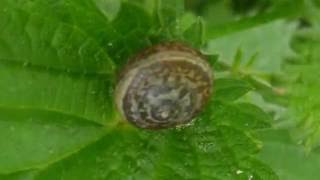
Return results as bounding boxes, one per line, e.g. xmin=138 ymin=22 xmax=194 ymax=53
xmin=115 ymin=43 xmax=213 ymax=129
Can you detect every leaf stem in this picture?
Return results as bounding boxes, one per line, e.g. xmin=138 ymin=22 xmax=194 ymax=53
xmin=213 ymin=61 xmax=289 ymax=106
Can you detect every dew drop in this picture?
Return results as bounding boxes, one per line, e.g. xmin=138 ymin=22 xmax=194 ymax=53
xmin=236 ymin=169 xmax=243 ymax=175
xmin=248 ymin=175 xmax=254 ymax=180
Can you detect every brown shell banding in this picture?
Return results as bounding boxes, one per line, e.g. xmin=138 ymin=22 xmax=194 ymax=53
xmin=115 ymin=42 xmax=213 ymax=129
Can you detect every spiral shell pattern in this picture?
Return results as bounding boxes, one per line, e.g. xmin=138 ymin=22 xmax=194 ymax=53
xmin=115 ymin=43 xmax=213 ymax=129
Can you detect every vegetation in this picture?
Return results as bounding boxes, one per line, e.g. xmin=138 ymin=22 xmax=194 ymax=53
xmin=0 ymin=0 xmax=320 ymax=179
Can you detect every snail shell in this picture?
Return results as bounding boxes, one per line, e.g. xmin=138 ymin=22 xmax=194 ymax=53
xmin=115 ymin=42 xmax=213 ymax=129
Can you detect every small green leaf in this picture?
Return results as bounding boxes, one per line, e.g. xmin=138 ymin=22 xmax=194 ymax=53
xmin=214 ymin=78 xmax=253 ymax=101
xmin=245 ymin=52 xmax=259 ymax=68
xmin=207 ymin=20 xmax=297 ymax=74
xmin=245 ymin=76 xmax=289 ymax=106
xmin=183 ymin=17 xmax=205 ymax=48
xmin=207 ymin=54 xmax=220 ymax=69
xmin=178 ymin=12 xmax=197 ymax=32
xmin=154 ymin=0 xmax=185 ymax=38
xmin=206 ymin=101 xmax=272 ymax=130
xmin=232 ymin=48 xmax=243 ymax=72
xmin=94 ymin=0 xmax=121 ymax=21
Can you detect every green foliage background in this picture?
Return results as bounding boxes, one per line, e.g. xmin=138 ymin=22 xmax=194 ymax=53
xmin=0 ymin=0 xmax=320 ymax=179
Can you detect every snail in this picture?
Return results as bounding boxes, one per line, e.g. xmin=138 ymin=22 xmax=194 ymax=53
xmin=115 ymin=42 xmax=213 ymax=129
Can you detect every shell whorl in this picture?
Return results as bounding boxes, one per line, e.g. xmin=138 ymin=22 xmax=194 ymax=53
xmin=115 ymin=42 xmax=213 ymax=129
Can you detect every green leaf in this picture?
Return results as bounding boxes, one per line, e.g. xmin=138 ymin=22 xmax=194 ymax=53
xmin=2 ymin=0 xmax=154 ymax=67
xmin=0 ymin=107 xmax=105 ymax=174
xmin=205 ymin=0 xmax=305 ymax=40
xmin=288 ymin=53 xmax=320 ymax=150
xmin=0 ymin=60 xmax=115 ymax=125
xmin=0 ymin=170 xmax=36 ymax=180
xmin=206 ymin=101 xmax=272 ymax=130
xmin=0 ymin=5 xmax=117 ymax=125
xmin=232 ymin=48 xmax=244 ymax=72
xmin=0 ymin=7 xmax=114 ymax=75
xmin=183 ymin=17 xmax=205 ymax=48
xmin=94 ymin=0 xmax=121 ymax=21
xmin=207 ymin=54 xmax=220 ymax=70
xmin=206 ymin=20 xmax=297 ymax=74
xmin=3 ymin=0 xmax=118 ymax=44
xmin=214 ymin=78 xmax=253 ymax=102
xmin=29 ymin=118 xmax=273 ymax=180
xmin=245 ymin=76 xmax=289 ymax=106
xmin=154 ymin=0 xmax=185 ymax=38
xmin=283 ymin=7 xmax=320 ymax=150
xmin=257 ymin=129 xmax=320 ymax=180
xmin=111 ymin=2 xmax=153 ymax=65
